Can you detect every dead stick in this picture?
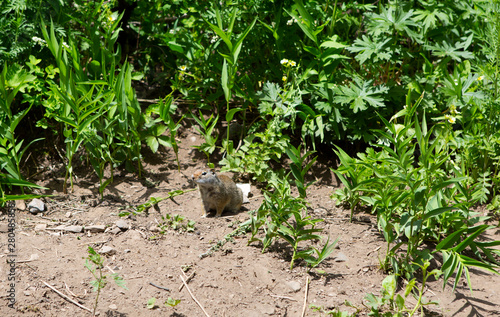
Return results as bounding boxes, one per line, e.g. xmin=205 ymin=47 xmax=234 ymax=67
xmin=270 ymin=294 xmax=297 ymax=301
xmin=367 ymin=246 xmax=381 ymax=256
xmin=301 ymin=276 xmax=310 ymax=317
xmin=180 ymin=275 xmax=210 ymax=317
xmin=64 ymin=282 xmax=78 ymax=298
xmin=78 ymin=240 xmax=108 ymax=247
xmin=106 ymin=266 xmax=116 ymax=274
xmin=149 ymin=282 xmax=170 ymax=291
xmin=179 ymin=270 xmax=196 ymax=291
xmin=42 ymin=281 xmax=92 ymax=313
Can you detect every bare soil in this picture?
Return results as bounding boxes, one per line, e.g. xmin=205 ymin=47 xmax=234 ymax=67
xmin=1 ymin=125 xmax=500 ymax=317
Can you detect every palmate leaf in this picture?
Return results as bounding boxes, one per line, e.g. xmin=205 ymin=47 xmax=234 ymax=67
xmin=366 ymin=6 xmax=419 ymax=41
xmin=348 ymin=35 xmax=391 ymax=64
xmin=333 ymin=78 xmax=388 ymax=113
xmin=425 ymin=34 xmax=474 ymax=62
xmin=413 ymin=7 xmax=451 ymax=33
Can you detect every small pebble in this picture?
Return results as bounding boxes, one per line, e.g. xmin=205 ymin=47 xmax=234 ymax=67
xmin=15 ymin=200 xmax=26 ymax=211
xmin=116 ymin=220 xmax=130 ymax=231
xmin=86 ymin=225 xmax=106 ymax=233
xmin=286 ymin=281 xmax=302 ymax=292
xmin=98 ymin=246 xmax=117 ymax=255
xmin=108 ymin=227 xmax=122 ymax=235
xmin=334 ymin=252 xmax=348 ymax=262
xmin=51 ymin=225 xmax=83 ymax=233
xmin=28 ymin=198 xmax=45 ymax=214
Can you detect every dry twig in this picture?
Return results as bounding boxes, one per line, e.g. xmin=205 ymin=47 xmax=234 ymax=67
xmin=149 ymin=282 xmax=170 ymax=291
xmin=270 ymin=294 xmax=297 ymax=301
xmin=301 ymin=276 xmax=310 ymax=317
xmin=78 ymin=240 xmax=109 ymax=247
xmin=16 ymin=254 xmax=39 ymax=263
xmin=367 ymin=246 xmax=381 ymax=256
xmin=64 ymin=281 xmax=83 ymax=299
xmin=42 ymin=281 xmax=92 ymax=313
xmin=180 ymin=274 xmax=210 ymax=317
xmin=179 ymin=269 xmax=196 ymax=291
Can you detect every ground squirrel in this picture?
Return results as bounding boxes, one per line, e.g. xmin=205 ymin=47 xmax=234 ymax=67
xmin=191 ymin=169 xmax=243 ymax=217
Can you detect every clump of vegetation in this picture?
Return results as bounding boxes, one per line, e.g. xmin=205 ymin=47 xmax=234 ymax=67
xmin=248 ymin=179 xmax=339 ymax=270
xmin=158 ymin=213 xmax=196 ymax=233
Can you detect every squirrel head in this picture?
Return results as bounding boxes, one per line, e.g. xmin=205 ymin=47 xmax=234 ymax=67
xmin=191 ymin=169 xmax=218 ymax=185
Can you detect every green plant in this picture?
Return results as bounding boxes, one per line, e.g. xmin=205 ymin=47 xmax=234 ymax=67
xmin=364 ymin=275 xmax=404 ymax=316
xmin=285 ymin=144 xmax=317 ymax=198
xmin=0 ymin=63 xmax=42 ymax=187
xmin=406 ymin=261 xmax=441 ymax=316
xmin=331 ymin=146 xmax=372 ymax=223
xmin=365 ymin=263 xmax=440 ymax=317
xmin=0 ymin=173 xmax=47 ymax=207
xmin=159 ymin=213 xmax=195 ymax=233
xmin=0 ymin=1 xmax=47 ymax=65
xmin=84 ymin=247 xmax=127 ymax=316
xmin=220 ymin=82 xmax=295 ymax=184
xmin=165 ymin=297 xmax=181 ymax=308
xmin=332 ymin=91 xmax=500 ymax=284
xmin=121 ymin=189 xmax=196 ymax=216
xmin=191 ymin=111 xmax=219 ymax=165
xmin=146 ymin=297 xmax=156 ymax=309
xmin=143 ymin=94 xmax=184 ymax=172
xmin=41 ymin=20 xmax=110 ymax=193
xmin=203 ymin=7 xmax=257 ymax=148
xmin=199 ymin=219 xmax=250 ymax=259
xmin=249 ymin=180 xmax=339 ymax=270
xmin=309 ymin=304 xmax=356 ymax=317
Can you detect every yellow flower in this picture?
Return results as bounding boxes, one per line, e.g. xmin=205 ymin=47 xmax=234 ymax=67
xmin=444 ymin=114 xmax=456 ymax=124
xmin=478 ymin=76 xmax=484 ymax=81
xmin=282 ymin=76 xmax=287 ymax=82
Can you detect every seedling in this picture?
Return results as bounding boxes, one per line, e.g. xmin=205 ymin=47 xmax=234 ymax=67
xmin=160 ymin=213 xmax=196 ymax=233
xmin=285 ymin=144 xmax=317 ymax=198
xmin=191 ymin=111 xmax=219 ymax=163
xmin=165 ymin=297 xmax=181 ymax=308
xmin=120 ymin=188 xmax=196 ymax=216
xmin=146 ymin=297 xmax=156 ymax=309
xmin=84 ymin=247 xmax=127 ymax=316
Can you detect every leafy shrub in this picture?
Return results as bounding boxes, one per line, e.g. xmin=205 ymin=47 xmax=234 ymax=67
xmin=331 ymin=93 xmax=500 ymax=285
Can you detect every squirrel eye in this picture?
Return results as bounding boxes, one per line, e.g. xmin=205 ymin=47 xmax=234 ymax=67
xmin=202 ymin=172 xmax=207 ymax=175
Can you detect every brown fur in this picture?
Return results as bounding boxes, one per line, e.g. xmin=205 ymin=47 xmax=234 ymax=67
xmin=191 ymin=169 xmax=243 ymax=217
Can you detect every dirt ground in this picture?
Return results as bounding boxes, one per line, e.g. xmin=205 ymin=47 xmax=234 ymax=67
xmin=1 ymin=124 xmax=500 ymax=317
